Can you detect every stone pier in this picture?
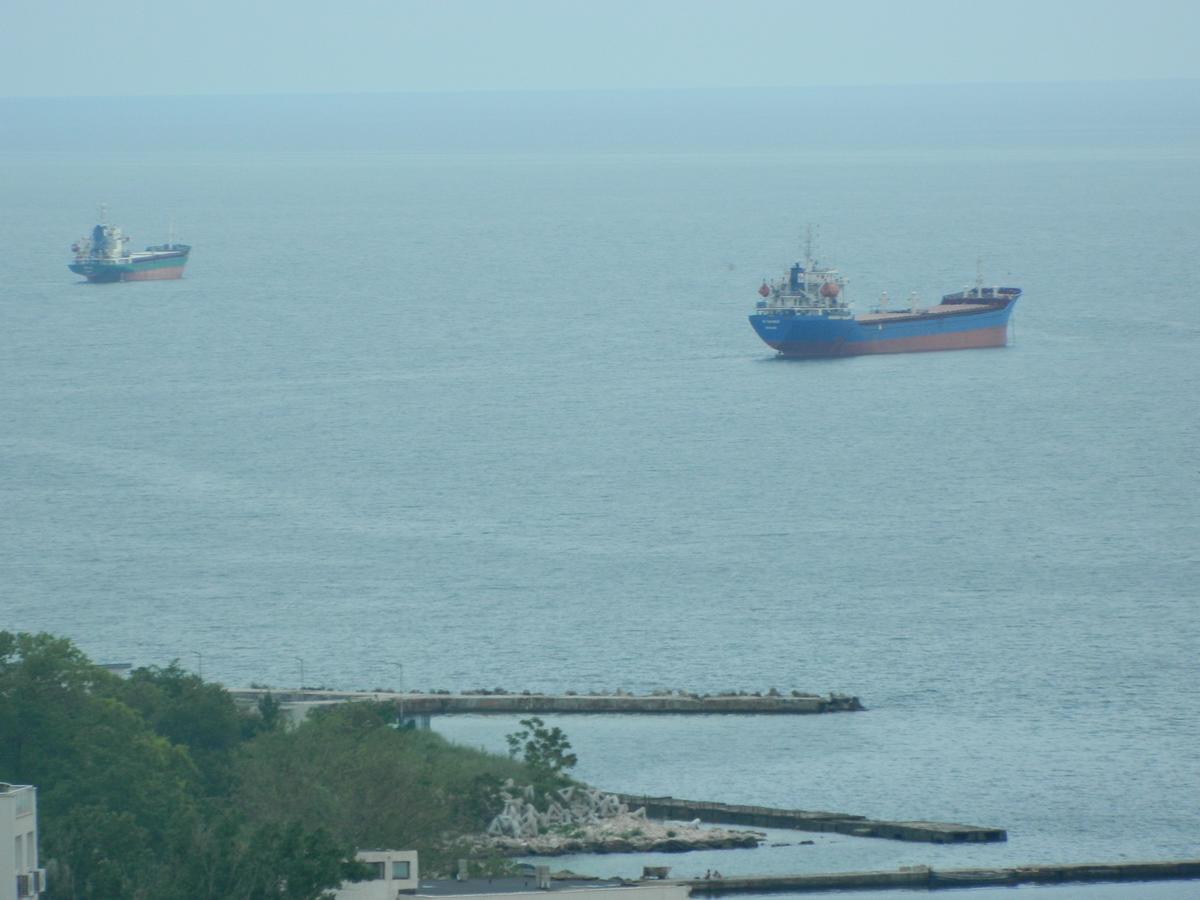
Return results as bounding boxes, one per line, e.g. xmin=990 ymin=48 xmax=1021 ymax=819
xmin=619 ymin=795 xmax=1006 ymax=844
xmin=229 ymin=688 xmax=864 ymax=717
xmin=679 ymin=859 xmax=1200 ymax=893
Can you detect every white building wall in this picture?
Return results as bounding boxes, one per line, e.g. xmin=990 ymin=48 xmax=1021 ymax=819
xmin=0 ymin=784 xmax=40 ymax=900
xmin=334 ymin=849 xmax=419 ymax=900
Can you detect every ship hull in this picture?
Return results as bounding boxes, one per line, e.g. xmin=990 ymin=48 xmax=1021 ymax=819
xmin=749 ymin=301 xmax=1016 ymax=358
xmin=69 ymin=251 xmax=188 ymax=283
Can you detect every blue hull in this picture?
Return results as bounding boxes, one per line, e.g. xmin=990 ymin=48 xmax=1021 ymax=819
xmin=749 ymin=301 xmax=1017 ymax=357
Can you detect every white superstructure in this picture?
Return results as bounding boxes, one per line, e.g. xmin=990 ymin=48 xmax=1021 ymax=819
xmin=754 ymin=228 xmax=853 ymax=319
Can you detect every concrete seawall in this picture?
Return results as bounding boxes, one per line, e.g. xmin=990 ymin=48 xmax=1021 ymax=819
xmin=229 ymin=689 xmax=864 ymax=716
xmin=619 ymin=795 xmax=1006 ymax=844
xmin=680 ymin=860 xmax=1200 ymax=893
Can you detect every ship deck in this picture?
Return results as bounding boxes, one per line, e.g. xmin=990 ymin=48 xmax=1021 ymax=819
xmin=856 ymin=302 xmax=1002 ymax=325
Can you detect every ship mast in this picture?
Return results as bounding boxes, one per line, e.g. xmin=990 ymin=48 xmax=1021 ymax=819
xmin=802 ymin=225 xmax=818 ymax=294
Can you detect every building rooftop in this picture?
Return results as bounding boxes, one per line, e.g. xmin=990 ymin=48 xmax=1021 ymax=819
xmin=415 ymin=877 xmax=639 ymax=896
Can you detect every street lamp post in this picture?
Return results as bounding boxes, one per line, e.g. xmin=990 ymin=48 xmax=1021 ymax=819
xmin=397 ymin=662 xmax=404 ymax=726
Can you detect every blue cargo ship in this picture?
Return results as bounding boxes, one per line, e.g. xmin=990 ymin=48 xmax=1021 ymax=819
xmin=749 ymin=236 xmax=1022 ymax=357
xmin=69 ymin=207 xmax=190 ymax=283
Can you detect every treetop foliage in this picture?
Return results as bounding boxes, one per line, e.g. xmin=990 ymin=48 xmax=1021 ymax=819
xmin=1 ymin=632 xmax=578 ymax=900
xmin=505 ymin=716 xmax=578 ymax=782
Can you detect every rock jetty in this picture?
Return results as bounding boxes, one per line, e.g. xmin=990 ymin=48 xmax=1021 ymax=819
xmin=467 ymin=784 xmax=761 ymax=857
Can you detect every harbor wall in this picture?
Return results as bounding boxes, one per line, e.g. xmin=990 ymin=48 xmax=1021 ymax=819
xmin=229 ymin=689 xmax=863 ymax=716
xmin=680 ymin=860 xmax=1200 ymax=894
xmin=619 ymin=795 xmax=1006 ymax=844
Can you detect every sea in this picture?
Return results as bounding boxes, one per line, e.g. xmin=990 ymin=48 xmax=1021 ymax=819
xmin=2 ymin=82 xmax=1198 ymax=898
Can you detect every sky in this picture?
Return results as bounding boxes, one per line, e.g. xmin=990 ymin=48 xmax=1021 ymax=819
xmin=2 ymin=0 xmax=1199 ymax=97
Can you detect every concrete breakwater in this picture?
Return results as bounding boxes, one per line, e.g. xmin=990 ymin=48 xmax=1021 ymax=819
xmin=229 ymin=688 xmax=864 ymax=716
xmin=619 ymin=795 xmax=1006 ymax=844
xmin=474 ymin=786 xmax=762 ymax=858
xmin=680 ymin=859 xmax=1200 ymax=893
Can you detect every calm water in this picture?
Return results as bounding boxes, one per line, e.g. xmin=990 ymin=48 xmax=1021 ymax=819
xmin=2 ymin=86 xmax=1198 ymax=894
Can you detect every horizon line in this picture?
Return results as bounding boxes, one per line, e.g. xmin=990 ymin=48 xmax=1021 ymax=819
xmin=3 ymin=76 xmax=1198 ymax=102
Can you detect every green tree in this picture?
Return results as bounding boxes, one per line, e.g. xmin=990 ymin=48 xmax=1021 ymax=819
xmin=0 ymin=633 xmax=352 ymax=900
xmin=504 ymin=717 xmax=577 ymax=780
xmin=2 ymin=632 xmax=591 ymax=894
xmin=234 ymin=701 xmax=530 ymax=874
xmin=0 ymin=631 xmax=119 ymax=781
xmin=0 ymin=632 xmax=200 ymax=827
xmin=115 ymin=662 xmax=244 ymax=794
xmin=255 ymin=691 xmax=285 ymax=733
xmin=165 ymin=813 xmax=353 ymax=900
xmin=0 ymin=633 xmax=202 ymax=898
xmin=47 ymin=805 xmax=155 ymax=900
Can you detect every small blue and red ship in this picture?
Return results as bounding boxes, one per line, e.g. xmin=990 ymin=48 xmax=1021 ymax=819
xmin=69 ymin=207 xmax=190 ymax=283
xmin=749 ymin=235 xmax=1022 ymax=357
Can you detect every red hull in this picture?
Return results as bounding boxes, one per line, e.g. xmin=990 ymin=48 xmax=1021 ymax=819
xmin=117 ymin=265 xmax=186 ymax=282
xmin=768 ymin=324 xmax=1009 ymax=357
xmin=849 ymin=324 xmax=1009 ymax=355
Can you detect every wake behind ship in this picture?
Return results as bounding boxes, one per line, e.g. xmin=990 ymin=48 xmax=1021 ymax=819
xmin=69 ymin=209 xmax=190 ymax=283
xmin=749 ymin=237 xmax=1022 ymax=357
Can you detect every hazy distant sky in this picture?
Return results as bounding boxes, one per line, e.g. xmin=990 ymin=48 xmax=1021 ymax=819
xmin=3 ymin=0 xmax=1198 ymax=97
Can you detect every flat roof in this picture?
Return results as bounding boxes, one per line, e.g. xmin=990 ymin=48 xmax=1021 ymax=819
xmin=415 ymin=877 xmax=640 ymax=896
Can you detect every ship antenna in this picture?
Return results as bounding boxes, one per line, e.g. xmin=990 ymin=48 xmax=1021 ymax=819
xmin=804 ymin=225 xmax=814 ymax=271
xmin=98 ymin=202 xmax=108 ymax=224
xmin=975 ymin=257 xmax=983 ymax=295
